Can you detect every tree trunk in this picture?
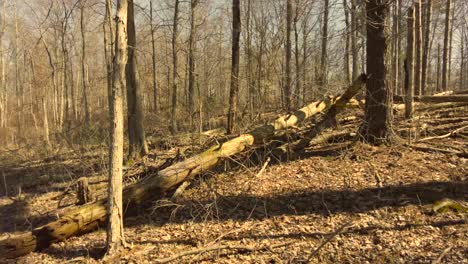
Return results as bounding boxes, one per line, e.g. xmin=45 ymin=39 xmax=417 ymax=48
xmin=351 ymin=0 xmax=359 ymax=80
xmin=284 ymin=0 xmax=292 ymax=111
xmin=406 ymin=7 xmax=415 ymax=119
xmin=150 ymin=0 xmax=158 ymax=113
xmin=170 ymin=0 xmax=180 ymax=134
xmin=245 ymin=0 xmax=253 ymax=114
xmin=80 ymin=0 xmax=91 ymax=127
xmin=188 ymin=0 xmax=198 ymax=128
xmin=361 ymin=0 xmax=393 ymax=145
xmin=448 ymin=6 xmax=454 ymax=85
xmin=126 ymin=0 xmax=148 ymax=159
xmin=227 ymin=0 xmax=241 ymax=134
xmin=437 ymin=43 xmax=441 ymax=92
xmin=460 ymin=28 xmax=464 ymax=91
xmin=414 ymin=0 xmax=422 ymax=95
xmin=107 ymin=0 xmax=127 ymax=255
xmin=294 ymin=0 xmax=301 ymax=107
xmin=442 ymin=0 xmax=451 ymax=91
xmin=104 ymin=0 xmax=115 ymax=115
xmin=320 ymin=0 xmax=329 ymax=91
xmin=421 ymin=0 xmax=432 ymax=95
xmin=343 ymin=0 xmax=351 ymax=86
xmin=392 ymin=0 xmax=400 ymax=95
xmin=0 ymin=75 xmax=367 ymax=259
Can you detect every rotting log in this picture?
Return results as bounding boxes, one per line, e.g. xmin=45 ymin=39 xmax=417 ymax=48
xmin=393 ymin=95 xmax=468 ymax=103
xmin=0 ymin=74 xmax=367 ymax=259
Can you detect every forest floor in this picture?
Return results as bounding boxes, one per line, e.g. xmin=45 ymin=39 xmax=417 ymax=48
xmin=0 ymin=102 xmax=467 ymax=263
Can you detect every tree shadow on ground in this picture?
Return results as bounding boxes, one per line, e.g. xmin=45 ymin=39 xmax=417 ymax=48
xmin=152 ymin=180 xmax=467 ymax=224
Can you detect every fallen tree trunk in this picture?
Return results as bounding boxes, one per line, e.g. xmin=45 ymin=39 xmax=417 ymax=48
xmin=273 ymin=76 xmax=366 ymax=157
xmin=393 ymin=95 xmax=468 ymax=103
xmin=0 ymin=75 xmax=367 ymax=259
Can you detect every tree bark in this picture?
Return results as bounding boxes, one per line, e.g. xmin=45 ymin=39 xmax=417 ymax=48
xmin=170 ymin=0 xmax=180 ymax=134
xmin=126 ymin=0 xmax=148 ymax=159
xmin=343 ymin=0 xmax=351 ymax=86
xmin=351 ymin=0 xmax=359 ymax=80
xmin=361 ymin=0 xmax=393 ymax=145
xmin=320 ymin=0 xmax=329 ymax=91
xmin=80 ymin=0 xmax=91 ymax=127
xmin=227 ymin=0 xmax=241 ymax=134
xmin=421 ymin=0 xmax=432 ymax=95
xmin=284 ymin=0 xmax=292 ymax=111
xmin=414 ymin=0 xmax=422 ymax=95
xmin=294 ymin=0 xmax=302 ymax=107
xmin=150 ymin=0 xmax=158 ymax=113
xmin=188 ymin=0 xmax=198 ymax=128
xmin=406 ymin=7 xmax=415 ymax=119
xmin=107 ymin=0 xmax=127 ymax=255
xmin=442 ymin=0 xmax=451 ymax=91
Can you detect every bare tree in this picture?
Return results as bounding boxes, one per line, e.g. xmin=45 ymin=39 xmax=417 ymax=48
xmin=320 ymin=0 xmax=329 ymax=91
xmin=107 ymin=0 xmax=127 ymax=255
xmin=421 ymin=0 xmax=432 ymax=95
xmin=442 ymin=0 xmax=451 ymax=91
xmin=414 ymin=0 xmax=422 ymax=95
xmin=80 ymin=0 xmax=91 ymax=126
xmin=405 ymin=7 xmax=415 ymax=119
xmin=227 ymin=0 xmax=241 ymax=134
xmin=170 ymin=0 xmax=180 ymax=134
xmin=126 ymin=0 xmax=148 ymax=159
xmin=343 ymin=0 xmax=351 ymax=85
xmin=149 ymin=0 xmax=158 ymax=113
xmin=284 ymin=0 xmax=292 ymax=110
xmin=361 ymin=0 xmax=392 ymax=144
xmin=188 ymin=0 xmax=199 ymax=128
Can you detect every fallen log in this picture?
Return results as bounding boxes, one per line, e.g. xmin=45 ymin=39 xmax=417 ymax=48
xmin=393 ymin=95 xmax=468 ymax=103
xmin=0 ymin=75 xmax=367 ymax=259
xmin=273 ymin=76 xmax=366 ymax=157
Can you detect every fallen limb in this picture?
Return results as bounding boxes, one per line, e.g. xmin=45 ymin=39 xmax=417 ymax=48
xmin=155 ymin=241 xmax=294 ymax=264
xmin=418 ymin=125 xmax=468 ymax=142
xmin=0 ymin=75 xmax=367 ymax=259
xmin=407 ymin=144 xmax=467 ymax=158
xmin=394 ymin=95 xmax=468 ymax=103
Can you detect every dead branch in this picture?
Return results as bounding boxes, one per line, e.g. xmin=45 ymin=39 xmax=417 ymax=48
xmin=417 ymin=125 xmax=468 ymax=142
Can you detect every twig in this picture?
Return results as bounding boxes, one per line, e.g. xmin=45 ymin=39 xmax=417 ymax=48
xmin=154 ymin=241 xmax=294 ymax=263
xmin=432 ymin=246 xmax=453 ymax=264
xmin=255 ymin=157 xmax=271 ymax=177
xmin=307 ymin=221 xmax=353 ymax=261
xmin=418 ymin=125 xmax=468 ymax=142
xmin=171 ymin=181 xmax=191 ymax=201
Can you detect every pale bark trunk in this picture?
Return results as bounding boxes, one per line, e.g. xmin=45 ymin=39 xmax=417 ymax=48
xmin=107 ymin=0 xmax=127 ymax=254
xmin=392 ymin=0 xmax=400 ymax=95
xmin=437 ymin=43 xmax=441 ymax=92
xmin=294 ymin=0 xmax=301 ymax=107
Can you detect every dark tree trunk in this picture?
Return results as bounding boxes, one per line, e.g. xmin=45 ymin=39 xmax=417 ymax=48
xmin=442 ymin=0 xmax=451 ymax=91
xmin=126 ymin=0 xmax=148 ymax=159
xmin=361 ymin=0 xmax=393 ymax=145
xmin=284 ymin=0 xmax=292 ymax=111
xmin=227 ymin=0 xmax=241 ymax=134
xmin=405 ymin=7 xmax=415 ymax=119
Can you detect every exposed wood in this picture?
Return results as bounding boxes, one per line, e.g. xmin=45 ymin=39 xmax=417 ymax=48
xmin=394 ymin=95 xmax=468 ymax=103
xmin=0 ymin=74 xmax=367 ymax=259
